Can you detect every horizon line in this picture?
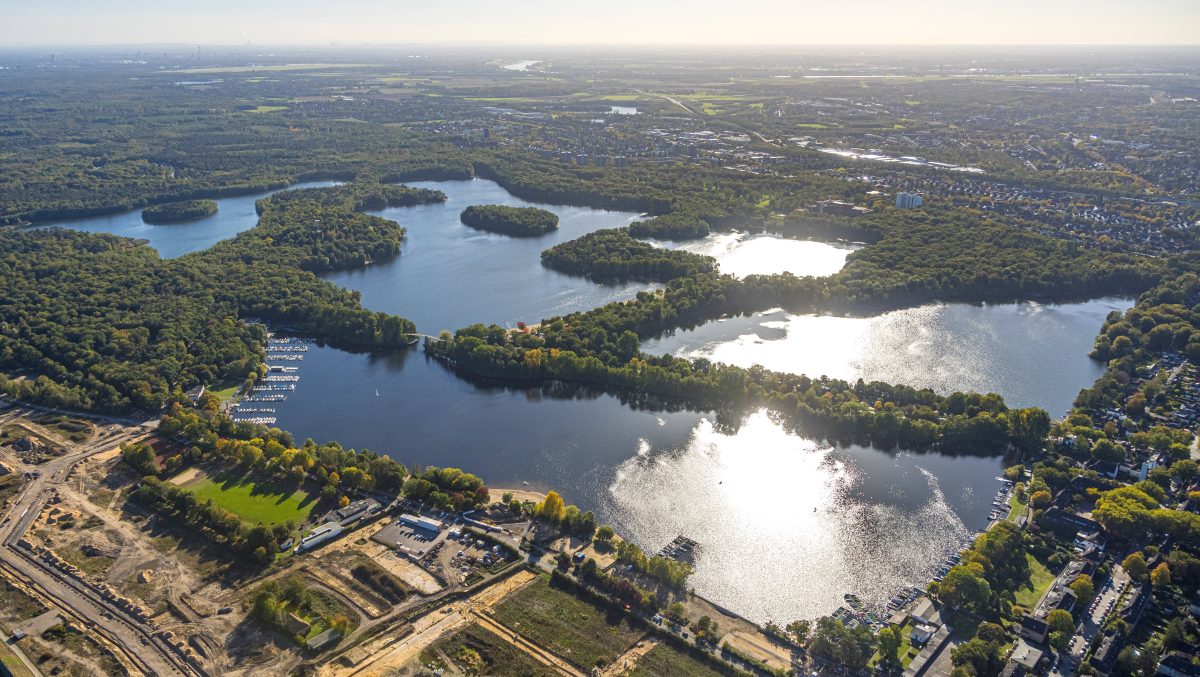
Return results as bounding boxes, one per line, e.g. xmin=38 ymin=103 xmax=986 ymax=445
xmin=3 ymin=41 xmax=1200 ymax=50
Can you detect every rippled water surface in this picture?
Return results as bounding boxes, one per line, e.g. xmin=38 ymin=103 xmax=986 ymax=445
xmin=273 ymin=345 xmax=1002 ymax=622
xmin=643 ymin=299 xmax=1130 ymax=415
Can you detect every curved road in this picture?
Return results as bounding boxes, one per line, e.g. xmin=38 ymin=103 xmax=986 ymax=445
xmin=0 ymin=399 xmax=197 ymax=676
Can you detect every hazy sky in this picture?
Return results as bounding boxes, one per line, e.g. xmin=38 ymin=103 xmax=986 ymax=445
xmin=4 ymin=0 xmax=1198 ymax=46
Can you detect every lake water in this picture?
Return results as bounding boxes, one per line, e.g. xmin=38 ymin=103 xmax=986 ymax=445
xmin=334 ymin=179 xmax=859 ymax=333
xmin=649 ymin=230 xmax=860 ymax=279
xmin=331 ymin=179 xmax=649 ymax=333
xmin=30 ymin=181 xmax=336 ymax=259
xmin=41 ymin=176 xmax=1112 ymax=622
xmin=503 ymin=60 xmax=541 ymax=71
xmin=642 ymin=299 xmax=1130 ymax=416
xmin=32 ymin=177 xmax=858 ymax=334
xmin=272 ymin=343 xmax=1002 ymax=623
xmin=609 ymin=105 xmax=639 ymax=115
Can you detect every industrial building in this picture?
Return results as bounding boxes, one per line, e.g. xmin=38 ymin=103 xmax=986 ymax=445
xmin=399 ymin=513 xmax=444 ymax=534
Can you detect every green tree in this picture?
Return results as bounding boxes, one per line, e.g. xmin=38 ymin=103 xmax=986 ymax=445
xmin=786 ymin=619 xmax=812 ymax=646
xmin=1068 ymin=574 xmax=1095 ymax=606
xmin=1046 ymin=609 xmax=1075 ymax=637
xmin=939 ymin=563 xmax=992 ymax=612
xmin=1122 ymin=552 xmax=1148 ymax=581
xmin=877 ymin=626 xmax=902 ymax=666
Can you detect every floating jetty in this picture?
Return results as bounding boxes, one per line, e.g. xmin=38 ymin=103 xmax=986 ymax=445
xmin=656 ymin=535 xmax=698 ymax=564
xmin=232 ymin=416 xmax=277 ymax=425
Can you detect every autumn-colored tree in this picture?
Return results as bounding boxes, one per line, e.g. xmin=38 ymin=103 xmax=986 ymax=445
xmin=537 ymin=490 xmax=565 ymax=521
xmin=338 ymin=495 xmax=350 ymax=508
xmin=1029 ymin=490 xmax=1052 ymax=509
xmin=1150 ymin=562 xmax=1172 ymax=588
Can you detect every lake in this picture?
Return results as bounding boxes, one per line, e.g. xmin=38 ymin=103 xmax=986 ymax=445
xmin=642 ymin=299 xmax=1130 ymax=416
xmin=30 ymin=181 xmax=336 ymax=259
xmin=33 ymin=177 xmax=858 ymax=334
xmin=331 ymin=179 xmax=649 ymax=333
xmin=271 ymin=342 xmax=1002 ymax=623
xmin=41 ymin=175 xmax=1108 ymax=622
xmin=328 ymin=179 xmax=860 ymax=333
xmin=650 ymin=230 xmax=861 ymax=279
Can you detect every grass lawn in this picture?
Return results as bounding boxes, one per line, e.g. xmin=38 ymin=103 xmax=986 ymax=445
xmin=1006 ymin=491 xmax=1028 ymax=523
xmin=207 ymin=378 xmax=243 ymax=402
xmin=492 ymin=574 xmax=644 ymax=671
xmin=430 ymin=624 xmax=559 ymax=677
xmin=180 ymin=470 xmax=315 ymax=526
xmin=1014 ymin=554 xmax=1057 ymax=609
xmin=629 ymin=643 xmax=729 ymax=677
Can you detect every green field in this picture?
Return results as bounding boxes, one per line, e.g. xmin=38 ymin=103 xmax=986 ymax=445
xmin=428 ymin=624 xmax=558 ymax=676
xmin=1014 ymin=554 xmax=1057 ymax=609
xmin=0 ymin=633 xmax=35 ymax=677
xmin=181 ymin=471 xmax=314 ymax=526
xmin=629 ymin=643 xmax=730 ymax=677
xmin=492 ymin=574 xmax=644 ymax=670
xmin=1006 ymin=490 xmax=1028 ymax=523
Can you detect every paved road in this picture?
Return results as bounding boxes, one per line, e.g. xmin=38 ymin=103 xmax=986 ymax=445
xmin=0 ymin=403 xmax=195 ymax=676
xmin=1050 ymin=565 xmax=1128 ymax=677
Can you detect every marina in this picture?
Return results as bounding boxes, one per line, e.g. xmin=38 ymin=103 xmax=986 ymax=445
xmin=228 ymin=336 xmax=315 ymax=425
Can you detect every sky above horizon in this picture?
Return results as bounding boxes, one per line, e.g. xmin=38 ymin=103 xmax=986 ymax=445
xmin=3 ymin=0 xmax=1198 ymax=46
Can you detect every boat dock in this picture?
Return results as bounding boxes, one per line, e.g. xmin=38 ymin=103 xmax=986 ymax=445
xmin=230 ymin=336 xmax=312 ymax=425
xmin=656 ymin=535 xmax=698 ymax=565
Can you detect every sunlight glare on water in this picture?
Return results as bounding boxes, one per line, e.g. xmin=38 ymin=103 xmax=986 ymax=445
xmin=652 ymin=230 xmax=860 ymax=279
xmin=603 ymin=410 xmax=977 ymax=622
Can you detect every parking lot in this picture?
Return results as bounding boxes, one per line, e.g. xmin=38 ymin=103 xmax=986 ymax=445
xmin=372 ymin=520 xmax=445 ymax=560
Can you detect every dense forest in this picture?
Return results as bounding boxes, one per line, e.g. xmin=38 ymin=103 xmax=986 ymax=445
xmin=425 ymin=321 xmax=1052 ymax=454
xmin=142 ymin=199 xmax=218 ymax=224
xmin=254 ymin=181 xmax=446 ymax=214
xmin=459 ymin=204 xmax=560 ymax=236
xmin=0 ymin=230 xmax=265 ymax=411
xmin=541 ymin=228 xmax=717 ymax=282
xmin=0 ymin=182 xmax=424 ymax=413
xmin=627 ymin=212 xmax=713 ymax=240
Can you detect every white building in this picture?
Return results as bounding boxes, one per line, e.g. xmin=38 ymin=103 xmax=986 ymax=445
xmin=295 ymin=522 xmax=344 ymax=552
xmin=895 ymin=192 xmax=924 ymax=209
xmin=400 ymin=514 xmax=444 ymax=534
